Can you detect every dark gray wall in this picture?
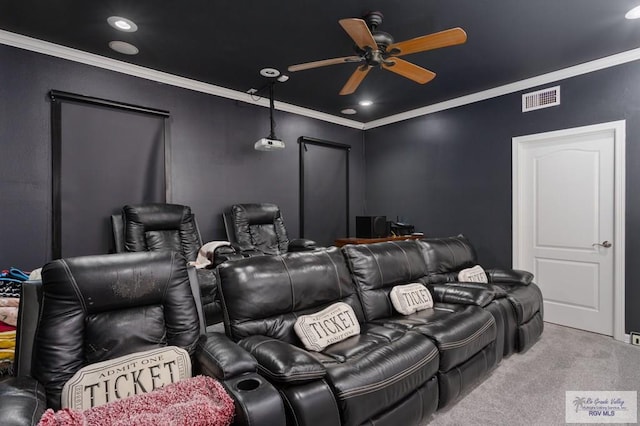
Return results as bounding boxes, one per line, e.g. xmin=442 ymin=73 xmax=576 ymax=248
xmin=0 ymin=44 xmax=365 ymax=269
xmin=364 ymin=61 xmax=640 ymax=333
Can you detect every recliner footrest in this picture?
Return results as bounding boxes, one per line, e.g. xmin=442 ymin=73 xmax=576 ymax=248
xmin=437 ymin=341 xmax=497 ymax=408
xmin=518 ymin=311 xmax=544 ymax=352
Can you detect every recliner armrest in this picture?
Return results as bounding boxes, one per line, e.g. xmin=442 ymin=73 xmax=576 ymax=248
xmin=428 ymin=282 xmax=496 ymax=307
xmin=0 ymin=376 xmax=47 ymax=426
xmin=485 ymin=268 xmax=533 ymax=286
xmin=196 ymin=332 xmax=257 ymax=380
xmin=228 ymin=244 xmax=264 ymax=258
xmin=287 ymin=238 xmax=317 ymax=252
xmin=208 ymin=245 xmax=245 ymax=267
xmin=239 ymin=335 xmax=326 ymax=384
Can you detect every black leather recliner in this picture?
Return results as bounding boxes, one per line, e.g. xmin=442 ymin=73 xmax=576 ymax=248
xmin=418 ymin=235 xmax=544 ymax=353
xmin=111 ymin=203 xmax=237 ymax=325
xmin=342 ymin=240 xmax=501 ymax=408
xmin=0 ymin=251 xmax=285 ymax=425
xmin=223 ymin=203 xmax=317 ymax=256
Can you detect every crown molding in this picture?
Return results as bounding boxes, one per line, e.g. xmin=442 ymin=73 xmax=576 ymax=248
xmin=0 ymin=29 xmax=365 ymax=130
xmin=364 ymin=47 xmax=640 ymax=130
xmin=2 ymin=29 xmax=640 ymax=132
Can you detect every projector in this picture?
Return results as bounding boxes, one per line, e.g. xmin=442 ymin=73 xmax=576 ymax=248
xmin=254 ymin=138 xmax=285 ymax=151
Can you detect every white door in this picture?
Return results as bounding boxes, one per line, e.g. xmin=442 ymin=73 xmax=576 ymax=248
xmin=513 ymin=121 xmax=625 ymax=338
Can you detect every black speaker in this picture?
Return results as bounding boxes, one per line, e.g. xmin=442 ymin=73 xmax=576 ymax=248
xmin=356 ymin=216 xmax=387 ymax=238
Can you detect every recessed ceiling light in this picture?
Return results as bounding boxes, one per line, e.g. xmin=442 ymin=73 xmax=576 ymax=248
xmin=341 ymin=108 xmax=357 ymax=115
xmin=625 ymin=5 xmax=640 ymax=19
xmin=260 ymin=68 xmax=281 ymax=78
xmin=107 ymin=16 xmax=138 ymax=32
xmin=109 ymin=40 xmax=139 ymax=55
xmin=359 ymin=100 xmax=373 ymax=106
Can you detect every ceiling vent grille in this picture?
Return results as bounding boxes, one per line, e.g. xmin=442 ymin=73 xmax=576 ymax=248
xmin=522 ymin=86 xmax=560 ymax=112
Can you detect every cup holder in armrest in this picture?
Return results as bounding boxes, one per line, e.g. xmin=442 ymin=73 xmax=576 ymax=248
xmin=235 ymin=377 xmax=261 ymax=392
xmin=224 ymin=373 xmax=285 ymax=426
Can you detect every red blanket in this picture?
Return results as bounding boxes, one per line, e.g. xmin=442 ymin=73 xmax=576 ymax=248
xmin=38 ymin=375 xmax=235 ymax=426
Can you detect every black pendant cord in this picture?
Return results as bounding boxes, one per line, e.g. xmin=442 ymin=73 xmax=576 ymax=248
xmin=268 ymin=82 xmax=278 ymax=140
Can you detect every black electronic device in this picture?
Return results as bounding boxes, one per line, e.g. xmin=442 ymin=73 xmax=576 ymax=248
xmin=356 ymin=216 xmax=387 ymax=238
xmin=389 ymin=221 xmax=415 ymax=236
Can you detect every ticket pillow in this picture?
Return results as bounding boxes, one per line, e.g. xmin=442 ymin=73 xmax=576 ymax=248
xmin=458 ymin=265 xmax=488 ymax=283
xmin=390 ymin=283 xmax=434 ymax=315
xmin=61 ymin=346 xmax=191 ymax=410
xmin=41 ymin=375 xmax=234 ymax=426
xmin=294 ymin=302 xmax=360 ymax=352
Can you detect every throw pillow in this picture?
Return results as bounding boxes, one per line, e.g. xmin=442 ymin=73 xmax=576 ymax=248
xmin=458 ymin=265 xmax=488 ymax=283
xmin=294 ymin=302 xmax=360 ymax=352
xmin=390 ymin=283 xmax=433 ymax=315
xmin=39 ymin=375 xmax=234 ymax=426
xmin=61 ymin=346 xmax=191 ymax=410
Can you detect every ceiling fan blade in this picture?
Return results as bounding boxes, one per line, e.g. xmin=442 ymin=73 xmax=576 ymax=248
xmin=382 ymin=58 xmax=436 ymax=84
xmin=339 ymin=18 xmax=377 ymax=50
xmin=288 ymin=56 xmax=363 ymax=72
xmin=339 ymin=66 xmax=371 ymax=95
xmin=388 ymin=27 xmax=467 ymax=57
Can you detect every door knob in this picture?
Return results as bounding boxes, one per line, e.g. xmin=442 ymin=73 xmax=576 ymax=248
xmin=592 ymin=241 xmax=612 ymax=248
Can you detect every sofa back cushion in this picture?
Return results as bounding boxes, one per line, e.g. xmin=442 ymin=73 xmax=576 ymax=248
xmin=230 ymin=203 xmax=289 ymax=255
xmin=418 ymin=235 xmax=478 ymax=276
xmin=122 ymin=204 xmax=202 ymax=262
xmin=341 ymin=240 xmax=429 ymax=321
xmin=33 ymin=251 xmax=200 ymax=410
xmin=217 ymin=247 xmax=362 ymax=343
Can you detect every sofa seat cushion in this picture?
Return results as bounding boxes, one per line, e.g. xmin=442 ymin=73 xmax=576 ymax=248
xmin=311 ymin=324 xmax=439 ymax=426
xmin=493 ymin=283 xmax=542 ymax=324
xmin=373 ymin=304 xmax=496 ymax=372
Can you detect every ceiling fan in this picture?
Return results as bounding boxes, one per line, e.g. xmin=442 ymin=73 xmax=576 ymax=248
xmin=288 ymin=11 xmax=467 ymax=95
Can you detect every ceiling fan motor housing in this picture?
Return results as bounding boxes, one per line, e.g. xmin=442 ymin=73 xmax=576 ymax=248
xmin=373 ymin=31 xmax=394 ymax=50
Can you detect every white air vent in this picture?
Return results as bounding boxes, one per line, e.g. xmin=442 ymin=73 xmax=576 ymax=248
xmin=522 ymin=86 xmax=560 ymax=112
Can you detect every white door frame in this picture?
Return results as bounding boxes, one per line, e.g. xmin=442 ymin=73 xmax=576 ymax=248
xmin=512 ymin=120 xmax=626 ymax=342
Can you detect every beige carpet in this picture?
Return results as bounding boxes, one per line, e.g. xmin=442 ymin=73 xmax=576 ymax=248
xmin=427 ymin=322 xmax=640 ymax=425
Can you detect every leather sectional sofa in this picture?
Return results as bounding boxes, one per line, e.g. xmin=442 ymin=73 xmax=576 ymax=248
xmin=216 ymin=235 xmax=544 ymax=425
xmin=0 ymin=235 xmax=543 ymax=425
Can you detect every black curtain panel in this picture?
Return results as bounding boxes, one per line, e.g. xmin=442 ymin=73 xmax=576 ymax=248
xmin=299 ymin=137 xmax=349 ymax=246
xmin=51 ymin=91 xmax=170 ymax=258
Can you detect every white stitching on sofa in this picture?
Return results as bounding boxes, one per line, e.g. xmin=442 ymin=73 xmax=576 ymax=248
xmin=279 ymin=257 xmax=296 ymax=312
xmin=337 ymin=346 xmax=438 ymax=399
xmin=256 ymin=364 xmax=325 ymax=381
xmin=438 ymin=317 xmax=495 ymax=350
xmin=322 ymin=250 xmax=344 ymax=300
xmin=388 ymin=241 xmax=412 ymax=278
xmin=248 ymin=338 xmax=325 ymax=381
xmin=61 ymin=259 xmax=87 ymax=313
xmin=29 ymin=379 xmax=41 ymax=425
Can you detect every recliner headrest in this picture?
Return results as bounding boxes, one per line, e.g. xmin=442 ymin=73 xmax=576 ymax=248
xmin=418 ymin=235 xmax=478 ymax=274
xmin=231 ymin=203 xmax=280 ymax=225
xmin=42 ymin=251 xmax=190 ymax=314
xmin=123 ymin=203 xmax=190 ymax=231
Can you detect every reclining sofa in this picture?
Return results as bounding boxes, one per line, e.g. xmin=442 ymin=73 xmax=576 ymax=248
xmin=0 ymin=235 xmax=542 ymax=425
xmin=216 ymin=235 xmax=543 ymax=425
xmin=0 ymin=251 xmax=286 ymax=426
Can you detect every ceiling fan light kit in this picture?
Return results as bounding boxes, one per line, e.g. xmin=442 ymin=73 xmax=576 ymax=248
xmin=288 ymin=11 xmax=467 ymax=95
